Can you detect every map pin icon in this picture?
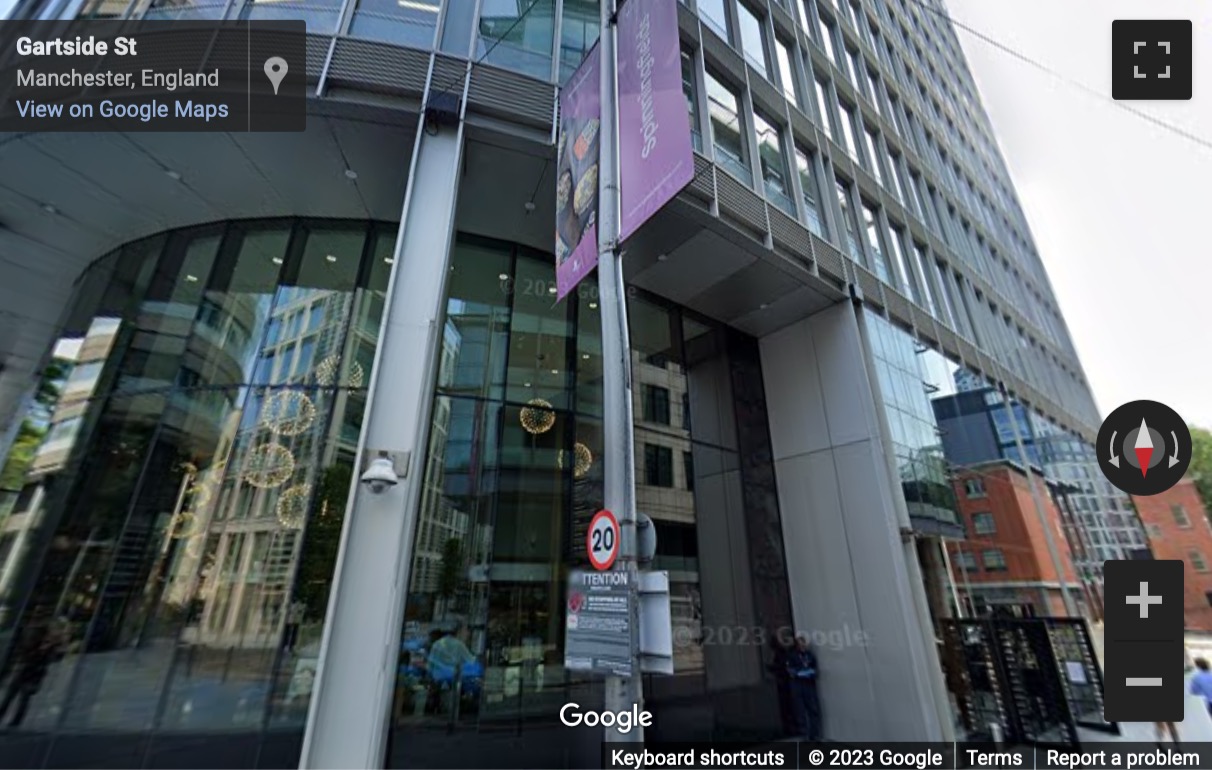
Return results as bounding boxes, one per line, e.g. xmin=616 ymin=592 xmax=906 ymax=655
xmin=264 ymin=57 xmax=288 ymax=95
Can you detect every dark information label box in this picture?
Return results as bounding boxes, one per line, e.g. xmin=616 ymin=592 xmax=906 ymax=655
xmin=0 ymin=20 xmax=305 ymax=132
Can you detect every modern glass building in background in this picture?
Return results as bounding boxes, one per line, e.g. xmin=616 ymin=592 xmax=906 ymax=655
xmin=0 ymin=0 xmax=1135 ymax=766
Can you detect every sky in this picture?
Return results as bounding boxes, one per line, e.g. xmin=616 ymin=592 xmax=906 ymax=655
xmin=946 ymin=0 xmax=1212 ymax=431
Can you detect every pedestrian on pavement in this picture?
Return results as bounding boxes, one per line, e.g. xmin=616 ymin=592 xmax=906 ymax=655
xmin=0 ymin=621 xmax=66 ymax=728
xmin=785 ymin=634 xmax=822 ymax=740
xmin=766 ymin=634 xmax=795 ymax=736
xmin=1189 ymin=657 xmax=1212 ymax=717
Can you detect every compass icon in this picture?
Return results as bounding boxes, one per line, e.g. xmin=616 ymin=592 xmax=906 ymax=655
xmin=1097 ymin=400 xmax=1192 ymax=496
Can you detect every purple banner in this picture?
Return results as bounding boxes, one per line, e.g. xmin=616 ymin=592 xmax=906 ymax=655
xmin=617 ymin=0 xmax=695 ymax=243
xmin=555 ymin=42 xmax=602 ymax=301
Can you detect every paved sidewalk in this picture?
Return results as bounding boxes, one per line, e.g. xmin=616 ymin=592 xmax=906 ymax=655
xmin=1079 ymin=672 xmax=1212 ymax=743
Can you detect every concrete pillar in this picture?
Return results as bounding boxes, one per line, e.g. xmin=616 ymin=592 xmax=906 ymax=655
xmin=758 ymin=301 xmax=949 ymax=742
xmin=299 ymin=114 xmax=464 ymax=767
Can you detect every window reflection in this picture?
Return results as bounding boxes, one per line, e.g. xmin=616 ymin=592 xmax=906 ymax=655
xmin=239 ymin=0 xmax=345 ymax=35
xmin=834 ymin=177 xmax=862 ymax=260
xmin=388 ymin=238 xmax=794 ymax=762
xmin=795 ymin=147 xmax=825 ymax=237
xmin=867 ymin=314 xmax=958 ymax=533
xmin=736 ymin=2 xmax=767 ymax=78
xmin=698 ymin=0 xmax=730 ymax=41
xmin=0 ymin=220 xmax=389 ymax=765
xmin=705 ymin=68 xmax=751 ymax=184
xmin=143 ymin=0 xmax=227 ymax=20
xmin=476 ymin=0 xmax=556 ymax=80
xmin=559 ymin=0 xmax=600 ymax=83
xmin=682 ymin=49 xmax=703 ymax=152
xmin=753 ymin=111 xmax=792 ymax=215
xmin=351 ymin=0 xmax=441 ymax=50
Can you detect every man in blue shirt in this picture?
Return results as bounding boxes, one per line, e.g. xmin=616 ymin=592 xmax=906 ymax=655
xmin=1189 ymin=657 xmax=1212 ymax=716
xmin=785 ymin=634 xmax=822 ymax=740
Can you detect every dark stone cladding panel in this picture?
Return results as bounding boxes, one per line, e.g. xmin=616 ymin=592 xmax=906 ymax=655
xmin=725 ymin=330 xmax=795 ymax=655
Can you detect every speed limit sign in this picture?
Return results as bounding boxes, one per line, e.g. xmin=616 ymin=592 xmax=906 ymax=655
xmin=586 ymin=509 xmax=620 ymax=571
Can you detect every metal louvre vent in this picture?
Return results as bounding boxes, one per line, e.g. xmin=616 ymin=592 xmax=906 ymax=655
xmin=768 ymin=206 xmax=813 ymax=268
xmin=854 ymin=266 xmax=884 ymax=310
xmin=306 ymin=35 xmax=331 ymax=80
xmin=197 ymin=29 xmax=244 ymax=72
xmin=468 ymin=65 xmax=553 ymax=128
xmin=688 ymin=152 xmax=716 ymax=201
xmin=431 ymin=54 xmax=467 ymax=98
xmin=329 ymin=39 xmax=428 ymax=96
xmin=811 ymin=234 xmax=847 ymax=285
xmin=884 ymin=287 xmax=912 ymax=329
xmin=716 ymin=171 xmax=767 ymax=238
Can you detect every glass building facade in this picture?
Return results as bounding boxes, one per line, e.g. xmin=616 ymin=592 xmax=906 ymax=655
xmin=0 ymin=0 xmax=1127 ymax=764
xmin=0 ymin=227 xmax=794 ymax=767
xmin=0 ymin=220 xmax=393 ymax=767
xmin=384 ymin=237 xmax=794 ymax=766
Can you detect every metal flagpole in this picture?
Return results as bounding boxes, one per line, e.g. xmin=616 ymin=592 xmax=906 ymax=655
xmin=597 ymin=0 xmax=644 ymax=744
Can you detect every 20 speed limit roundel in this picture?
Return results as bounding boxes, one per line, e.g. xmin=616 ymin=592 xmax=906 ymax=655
xmin=586 ymin=509 xmax=619 ymax=571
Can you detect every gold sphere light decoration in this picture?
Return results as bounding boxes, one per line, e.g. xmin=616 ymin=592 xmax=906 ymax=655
xmin=277 ymin=483 xmax=311 ymax=529
xmin=184 ymin=535 xmax=205 ymax=559
xmin=261 ymin=390 xmax=317 ymax=436
xmin=558 ymin=442 xmax=593 ymax=478
xmin=519 ymin=398 xmax=556 ymax=435
xmin=243 ymin=442 xmax=296 ymax=489
xmin=315 ymin=355 xmax=365 ymax=388
xmin=169 ymin=511 xmax=200 ymax=539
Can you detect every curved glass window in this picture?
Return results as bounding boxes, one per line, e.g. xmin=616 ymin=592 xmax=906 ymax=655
xmin=350 ymin=0 xmax=441 ymax=49
xmin=0 ymin=219 xmax=393 ymax=768
xmin=239 ymin=0 xmax=345 ymax=35
xmin=476 ymin=0 xmax=557 ymax=80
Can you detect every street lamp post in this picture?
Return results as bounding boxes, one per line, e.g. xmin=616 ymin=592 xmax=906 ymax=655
xmin=596 ymin=0 xmax=644 ymax=744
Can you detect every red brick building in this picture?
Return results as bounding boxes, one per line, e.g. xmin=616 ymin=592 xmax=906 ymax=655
xmin=947 ymin=461 xmax=1089 ymax=618
xmin=1133 ymin=478 xmax=1212 ymax=632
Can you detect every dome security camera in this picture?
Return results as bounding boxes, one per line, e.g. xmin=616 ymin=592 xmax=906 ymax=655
xmin=361 ymin=453 xmax=400 ymax=494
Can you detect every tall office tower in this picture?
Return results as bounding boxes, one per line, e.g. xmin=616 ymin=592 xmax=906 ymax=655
xmin=0 ymin=0 xmax=1124 ymax=765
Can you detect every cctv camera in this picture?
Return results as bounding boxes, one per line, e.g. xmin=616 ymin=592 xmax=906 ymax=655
xmin=361 ymin=454 xmax=399 ymax=494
